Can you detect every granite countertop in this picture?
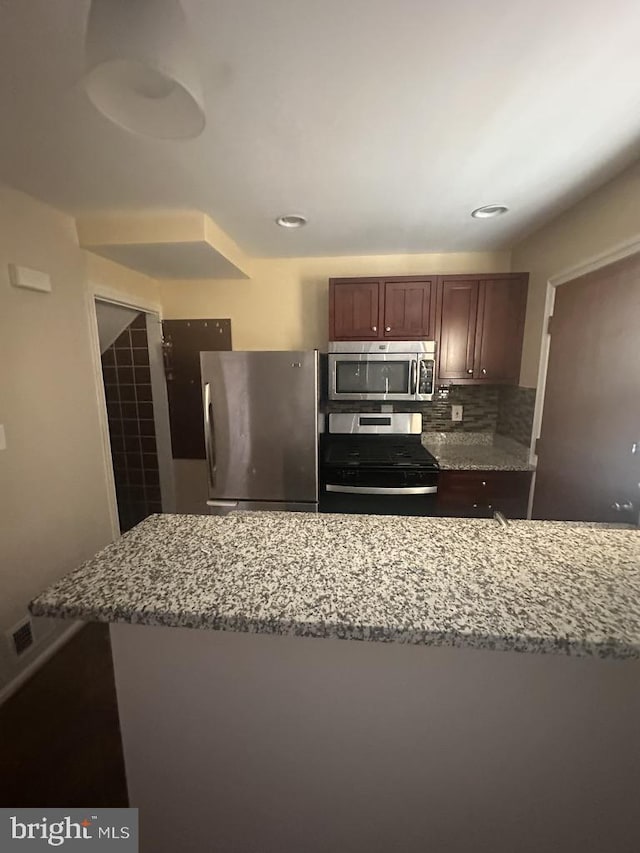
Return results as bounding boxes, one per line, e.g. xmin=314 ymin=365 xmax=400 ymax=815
xmin=30 ymin=512 xmax=640 ymax=659
xmin=422 ymin=432 xmax=534 ymax=471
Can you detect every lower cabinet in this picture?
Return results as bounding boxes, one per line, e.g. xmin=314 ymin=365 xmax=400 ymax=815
xmin=437 ymin=471 xmax=532 ymax=519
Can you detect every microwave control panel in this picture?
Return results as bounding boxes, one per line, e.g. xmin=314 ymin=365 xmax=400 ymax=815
xmin=418 ymin=359 xmax=434 ymax=395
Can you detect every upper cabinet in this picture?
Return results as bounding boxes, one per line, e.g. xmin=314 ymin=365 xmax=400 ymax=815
xmin=328 ymin=272 xmax=528 ymax=386
xmin=382 ymin=278 xmax=436 ymax=339
xmin=436 ymin=278 xmax=479 ymax=381
xmin=329 ymin=277 xmax=436 ymax=341
xmin=329 ymin=279 xmax=380 ymax=340
xmin=437 ymin=274 xmax=528 ymax=384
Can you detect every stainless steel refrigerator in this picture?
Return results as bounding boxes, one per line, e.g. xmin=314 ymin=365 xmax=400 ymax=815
xmin=200 ymin=350 xmax=319 ymax=514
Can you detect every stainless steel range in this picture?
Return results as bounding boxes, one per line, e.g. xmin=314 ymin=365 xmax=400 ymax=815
xmin=319 ymin=412 xmax=439 ymax=516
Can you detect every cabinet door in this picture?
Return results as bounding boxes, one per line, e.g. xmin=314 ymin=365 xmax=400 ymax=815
xmin=437 ymin=470 xmax=532 ymax=518
xmin=329 ymin=280 xmax=381 ymax=340
xmin=474 ymin=277 xmax=528 ymax=382
xmin=382 ymin=278 xmax=435 ymax=339
xmin=437 ymin=279 xmax=479 ymax=380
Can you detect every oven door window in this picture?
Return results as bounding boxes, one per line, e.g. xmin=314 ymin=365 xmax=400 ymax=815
xmin=335 ymin=359 xmax=410 ymax=395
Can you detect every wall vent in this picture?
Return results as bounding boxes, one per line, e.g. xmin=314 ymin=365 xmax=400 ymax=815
xmin=9 ymin=617 xmax=34 ymax=657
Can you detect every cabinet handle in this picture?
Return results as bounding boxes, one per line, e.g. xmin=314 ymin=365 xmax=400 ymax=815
xmin=385 ymin=326 xmax=391 ymax=332
xmin=481 ymin=481 xmax=487 ymax=486
xmin=372 ymin=325 xmax=377 ymax=332
xmin=466 ymin=369 xmax=473 ymax=374
xmin=473 ymin=503 xmax=478 ymax=508
xmin=481 ymin=368 xmax=487 ymax=375
xmin=611 ymin=501 xmax=634 ymax=512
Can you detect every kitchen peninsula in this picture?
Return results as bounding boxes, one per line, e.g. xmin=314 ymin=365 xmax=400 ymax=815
xmin=31 ymin=512 xmax=640 ymax=853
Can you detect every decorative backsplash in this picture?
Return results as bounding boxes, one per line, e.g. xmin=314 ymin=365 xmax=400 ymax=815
xmin=326 ymin=385 xmax=500 ymax=433
xmin=326 ymin=383 xmax=537 ymax=445
xmin=419 ymin=385 xmax=500 ymax=432
xmin=496 ymin=386 xmax=536 ymax=447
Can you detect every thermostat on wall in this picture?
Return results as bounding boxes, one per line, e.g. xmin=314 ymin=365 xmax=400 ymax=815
xmin=8 ymin=263 xmax=52 ymax=293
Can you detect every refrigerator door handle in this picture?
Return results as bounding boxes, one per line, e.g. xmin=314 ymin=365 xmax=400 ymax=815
xmin=203 ymin=382 xmax=216 ymax=488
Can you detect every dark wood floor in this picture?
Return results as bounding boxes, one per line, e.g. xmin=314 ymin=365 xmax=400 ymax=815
xmin=0 ymin=623 xmax=128 ymax=807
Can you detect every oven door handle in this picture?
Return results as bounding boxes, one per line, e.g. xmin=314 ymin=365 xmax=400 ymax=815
xmin=410 ymin=358 xmax=418 ymax=395
xmin=326 ymin=484 xmax=438 ymax=495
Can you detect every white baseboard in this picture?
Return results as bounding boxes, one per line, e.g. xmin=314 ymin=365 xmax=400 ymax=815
xmin=0 ymin=621 xmax=84 ymax=706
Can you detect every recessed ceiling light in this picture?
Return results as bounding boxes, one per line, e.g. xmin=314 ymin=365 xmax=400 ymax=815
xmin=471 ymin=205 xmax=509 ymax=219
xmin=276 ymin=215 xmax=307 ymax=229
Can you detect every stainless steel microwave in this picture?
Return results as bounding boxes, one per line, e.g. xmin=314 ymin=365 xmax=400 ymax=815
xmin=328 ymin=341 xmax=437 ymax=402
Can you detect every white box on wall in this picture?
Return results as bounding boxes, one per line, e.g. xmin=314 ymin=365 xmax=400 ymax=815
xmin=8 ymin=263 xmax=52 ymax=293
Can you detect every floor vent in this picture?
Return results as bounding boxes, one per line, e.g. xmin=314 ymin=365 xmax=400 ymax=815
xmin=10 ymin=618 xmax=34 ymax=656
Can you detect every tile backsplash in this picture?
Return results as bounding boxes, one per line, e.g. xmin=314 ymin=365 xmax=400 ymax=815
xmin=496 ymin=385 xmax=536 ymax=447
xmin=327 ymin=385 xmax=500 ymax=432
xmin=418 ymin=385 xmax=500 ymax=432
xmin=326 ymin=383 xmax=537 ymax=444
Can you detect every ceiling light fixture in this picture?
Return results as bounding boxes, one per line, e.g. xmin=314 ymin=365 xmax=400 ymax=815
xmin=471 ymin=205 xmax=509 ymax=219
xmin=83 ymin=0 xmax=205 ymax=140
xmin=276 ymin=215 xmax=308 ymax=229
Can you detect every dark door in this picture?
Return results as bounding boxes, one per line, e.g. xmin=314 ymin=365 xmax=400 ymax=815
xmin=533 ymin=254 xmax=640 ymax=522
xmin=474 ymin=276 xmax=528 ymax=382
xmin=329 ymin=280 xmax=380 ymax=340
xmin=437 ymin=279 xmax=478 ymax=381
xmin=162 ymin=319 xmax=232 ymax=459
xmin=382 ymin=278 xmax=435 ymax=339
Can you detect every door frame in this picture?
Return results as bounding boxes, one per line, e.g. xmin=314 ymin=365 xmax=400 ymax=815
xmin=85 ymin=282 xmax=175 ymax=540
xmin=528 ymin=234 xmax=640 ymax=516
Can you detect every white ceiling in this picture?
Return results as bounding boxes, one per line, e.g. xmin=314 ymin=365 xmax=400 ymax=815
xmin=1 ymin=0 xmax=639 ymax=258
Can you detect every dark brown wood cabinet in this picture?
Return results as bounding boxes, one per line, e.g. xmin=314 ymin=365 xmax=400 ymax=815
xmin=437 ymin=470 xmax=533 ymax=519
xmin=329 ymin=272 xmax=528 ymax=385
xmin=437 ymin=274 xmax=528 ymax=384
xmin=329 ymin=277 xmax=436 ymax=341
xmin=329 ymin=279 xmax=380 ymax=340
xmin=381 ymin=278 xmax=436 ymax=339
xmin=436 ymin=278 xmax=479 ymax=380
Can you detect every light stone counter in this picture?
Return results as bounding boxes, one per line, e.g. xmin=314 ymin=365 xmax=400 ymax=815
xmin=422 ymin=431 xmax=534 ymax=471
xmin=30 ymin=511 xmax=640 ymax=852
xmin=30 ymin=511 xmax=640 ymax=659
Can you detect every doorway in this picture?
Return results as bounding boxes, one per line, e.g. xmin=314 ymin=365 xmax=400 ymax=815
xmin=94 ymin=298 xmax=175 ymax=534
xmin=532 ymin=252 xmax=640 ymax=523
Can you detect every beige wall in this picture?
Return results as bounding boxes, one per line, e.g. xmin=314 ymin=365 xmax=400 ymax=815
xmin=514 ymin=161 xmax=640 ymax=387
xmin=86 ymin=252 xmax=161 ymax=308
xmin=159 ymin=251 xmax=511 ymax=350
xmin=113 ymin=622 xmax=640 ymax=853
xmin=0 ymin=186 xmax=158 ymax=695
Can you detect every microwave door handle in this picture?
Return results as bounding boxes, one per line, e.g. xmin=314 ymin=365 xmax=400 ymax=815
xmin=203 ymin=382 xmax=216 ymax=488
xmin=410 ymin=359 xmax=418 ymax=395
